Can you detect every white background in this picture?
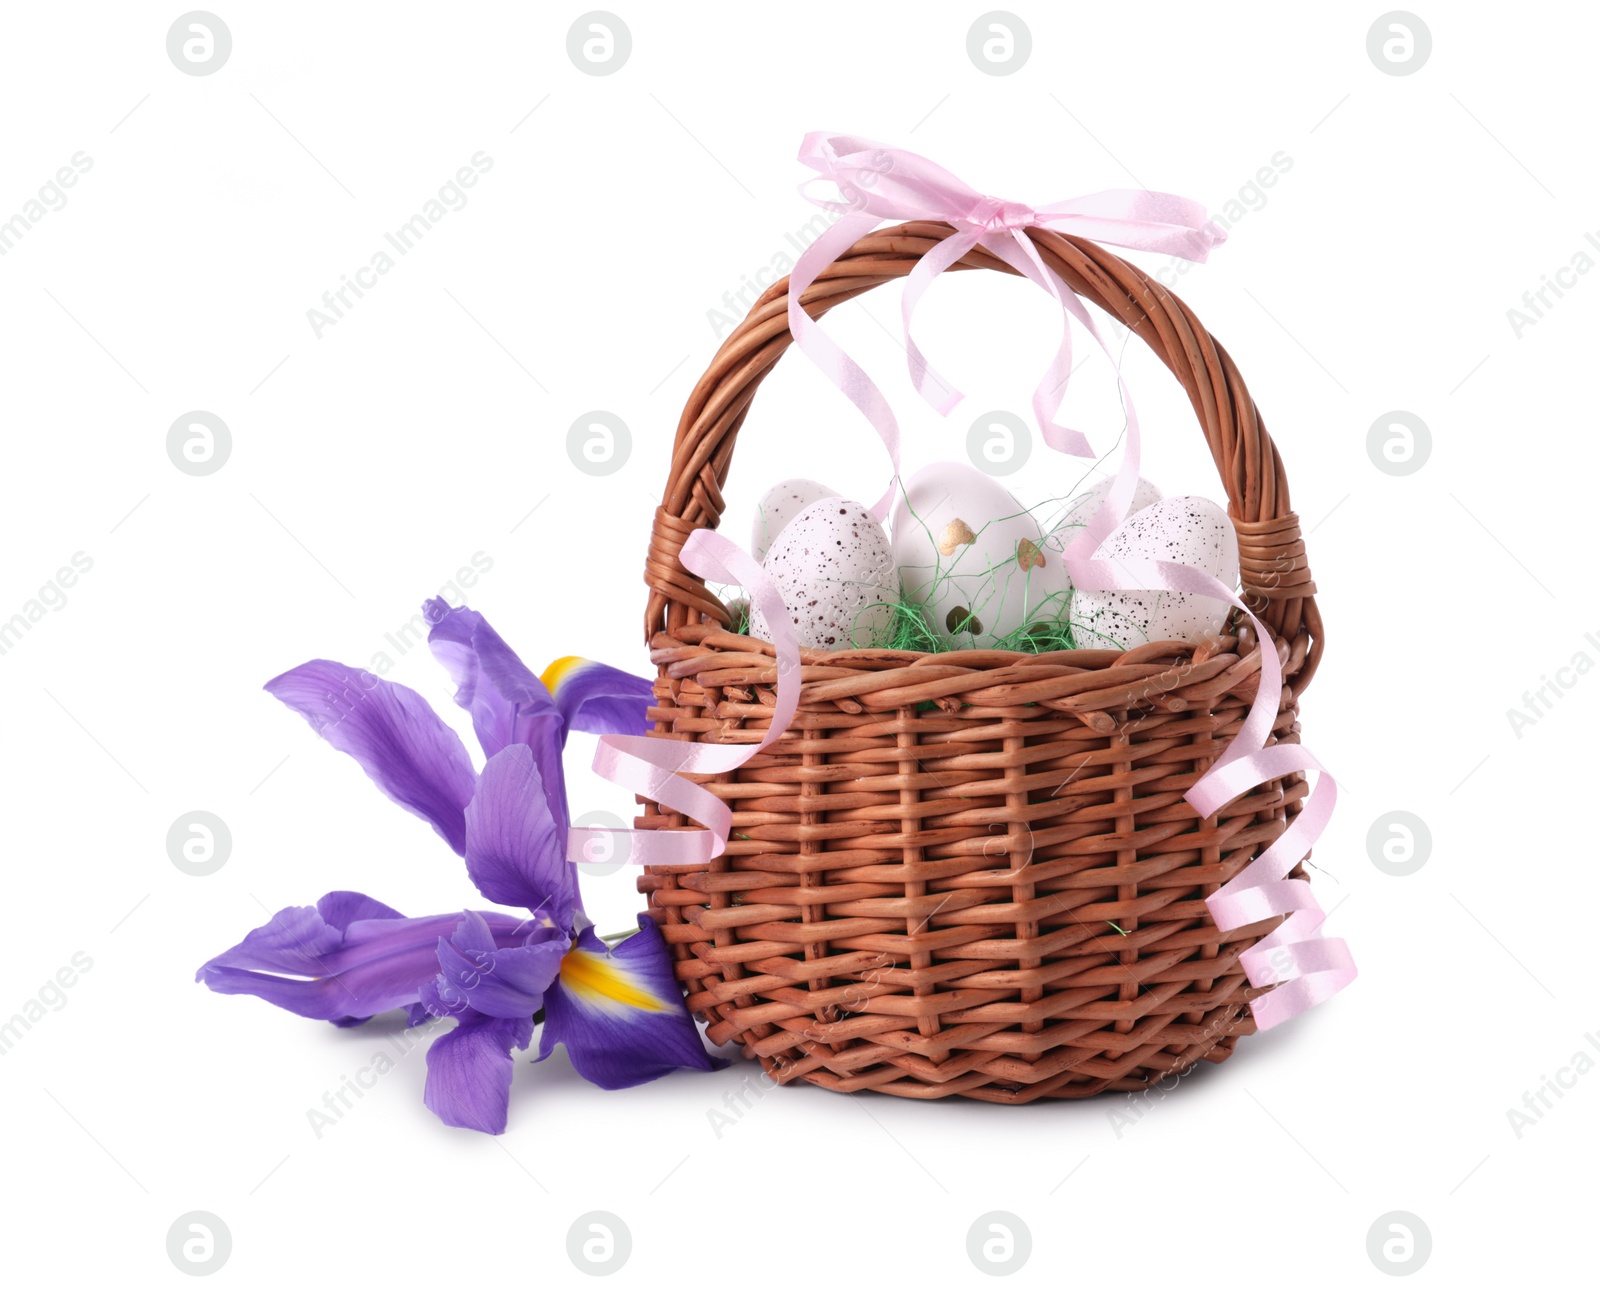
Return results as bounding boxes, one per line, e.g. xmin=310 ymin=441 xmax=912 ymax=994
xmin=2 ymin=2 xmax=1592 ymax=1282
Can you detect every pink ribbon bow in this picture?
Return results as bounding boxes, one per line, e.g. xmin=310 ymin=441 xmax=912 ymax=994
xmin=787 ymin=131 xmax=1224 ymax=520
xmin=572 ymin=134 xmax=1354 ymax=1034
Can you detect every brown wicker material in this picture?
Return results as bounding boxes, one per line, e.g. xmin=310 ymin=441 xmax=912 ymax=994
xmin=635 ymin=220 xmax=1322 ymax=1102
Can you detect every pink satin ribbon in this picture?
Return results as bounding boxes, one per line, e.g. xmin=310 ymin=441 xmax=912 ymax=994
xmin=567 ymin=532 xmax=798 ymax=868
xmin=571 ymin=134 xmax=1354 ymax=1032
xmin=786 ymin=132 xmax=1224 ymax=520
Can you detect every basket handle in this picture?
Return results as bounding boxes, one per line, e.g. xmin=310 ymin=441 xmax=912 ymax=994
xmin=643 ymin=220 xmax=1323 ymax=694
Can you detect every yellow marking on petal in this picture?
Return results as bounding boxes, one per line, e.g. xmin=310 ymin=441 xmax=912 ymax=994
xmin=559 ymin=948 xmax=665 ymax=1012
xmin=540 ymin=655 xmax=588 ymax=694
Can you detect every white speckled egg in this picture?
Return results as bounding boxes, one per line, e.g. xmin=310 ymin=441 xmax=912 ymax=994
xmin=1069 ymin=495 xmax=1240 ymax=649
xmin=1040 ymin=474 xmax=1162 ymax=569
xmin=748 ymin=497 xmax=897 ymax=650
xmin=1054 ymin=475 xmax=1162 ymax=536
xmin=751 ymin=478 xmax=839 ymax=563
xmin=890 ymin=463 xmax=1069 ymax=647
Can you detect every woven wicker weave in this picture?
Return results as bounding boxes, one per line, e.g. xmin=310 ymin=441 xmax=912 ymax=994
xmin=635 ymin=220 xmax=1322 ymax=1102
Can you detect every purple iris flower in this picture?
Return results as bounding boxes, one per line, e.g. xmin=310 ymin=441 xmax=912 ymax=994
xmin=197 ymin=598 xmax=724 ymax=1134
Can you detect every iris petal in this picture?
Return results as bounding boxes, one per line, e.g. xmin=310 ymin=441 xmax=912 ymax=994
xmin=316 ymin=890 xmax=405 ymax=929
xmin=538 ymin=915 xmax=727 ymax=1089
xmin=423 ymin=1011 xmax=535 ymax=1135
xmin=540 ymin=656 xmax=655 ymax=739
xmin=464 ymin=744 xmax=574 ymax=921
xmin=265 ymin=659 xmax=478 ymax=855
xmin=425 ymin=599 xmax=564 ymax=788
xmin=196 ymin=897 xmax=524 ymax=1024
xmin=430 ymin=910 xmax=568 ymax=1020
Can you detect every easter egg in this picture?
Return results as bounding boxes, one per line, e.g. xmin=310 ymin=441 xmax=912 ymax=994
xmin=1054 ymin=474 xmax=1162 ymax=537
xmin=1039 ymin=474 xmax=1162 ymax=569
xmin=1068 ymin=495 xmax=1241 ymax=649
xmin=751 ymin=478 xmax=839 ymax=563
xmin=890 ymin=463 xmax=1069 ymax=647
xmin=748 ymin=497 xmax=898 ymax=650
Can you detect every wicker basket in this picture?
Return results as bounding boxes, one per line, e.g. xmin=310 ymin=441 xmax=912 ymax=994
xmin=635 ymin=219 xmax=1321 ymax=1102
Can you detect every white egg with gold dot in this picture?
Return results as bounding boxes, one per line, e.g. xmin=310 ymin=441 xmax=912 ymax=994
xmin=890 ymin=463 xmax=1068 ymax=647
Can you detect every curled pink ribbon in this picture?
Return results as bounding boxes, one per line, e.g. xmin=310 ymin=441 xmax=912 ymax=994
xmin=1058 ymin=377 xmax=1354 ymax=1029
xmin=566 ymin=531 xmax=800 ymax=869
xmin=573 ymin=134 xmax=1354 ymax=1032
xmin=786 ymin=131 xmax=1224 ymax=520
